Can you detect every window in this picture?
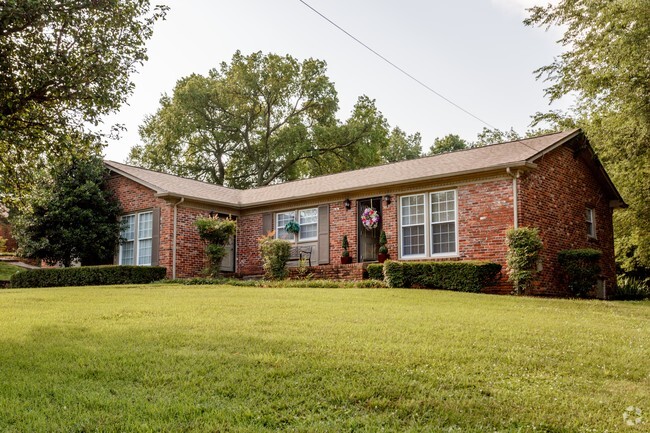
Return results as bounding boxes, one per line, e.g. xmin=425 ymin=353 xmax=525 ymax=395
xmin=586 ymin=207 xmax=596 ymax=238
xmin=119 ymin=211 xmax=154 ymax=266
xmin=299 ymin=208 xmax=318 ymax=241
xmin=400 ymin=190 xmax=458 ymax=258
xmin=275 ymin=211 xmax=295 ymax=240
xmin=275 ymin=208 xmax=318 ymax=242
xmin=120 ymin=214 xmax=135 ymax=265
xmin=400 ymin=195 xmax=426 ymax=256
xmin=430 ymin=191 xmax=456 ymax=254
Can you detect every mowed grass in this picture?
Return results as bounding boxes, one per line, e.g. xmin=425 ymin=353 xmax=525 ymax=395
xmin=0 ymin=262 xmax=22 ymax=281
xmin=0 ymin=285 xmax=648 ymax=432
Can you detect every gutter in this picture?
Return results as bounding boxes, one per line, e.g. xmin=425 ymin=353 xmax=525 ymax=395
xmin=172 ymin=197 xmax=184 ymax=279
xmin=506 ymin=167 xmax=521 ymax=229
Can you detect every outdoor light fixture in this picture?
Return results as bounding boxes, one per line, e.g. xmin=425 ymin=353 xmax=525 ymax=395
xmin=344 ymin=198 xmax=351 ymax=210
xmin=383 ymin=195 xmax=392 ymax=205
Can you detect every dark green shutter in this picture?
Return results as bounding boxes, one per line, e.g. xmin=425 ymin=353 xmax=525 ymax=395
xmin=318 ymin=205 xmax=329 ymax=264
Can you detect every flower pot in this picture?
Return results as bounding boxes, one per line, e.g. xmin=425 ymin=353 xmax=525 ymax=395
xmin=377 ymin=253 xmax=388 ymax=263
xmin=340 ymin=256 xmax=353 ymax=265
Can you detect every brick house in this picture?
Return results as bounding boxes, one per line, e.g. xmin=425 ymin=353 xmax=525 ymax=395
xmin=105 ymin=129 xmax=625 ymax=297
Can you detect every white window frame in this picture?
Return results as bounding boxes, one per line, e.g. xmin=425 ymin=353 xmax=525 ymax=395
xmin=399 ymin=194 xmax=427 ymax=258
xmin=298 ymin=208 xmax=318 ymax=242
xmin=586 ymin=207 xmax=596 ymax=239
xmin=119 ymin=211 xmax=154 ymax=266
xmin=399 ymin=189 xmax=459 ymax=259
xmin=275 ymin=208 xmax=318 ymax=243
xmin=119 ymin=213 xmax=136 ymax=265
xmin=430 ymin=190 xmax=458 ymax=256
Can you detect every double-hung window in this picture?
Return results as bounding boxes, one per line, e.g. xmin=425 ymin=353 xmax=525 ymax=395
xmin=120 ymin=211 xmax=154 ymax=266
xmin=275 ymin=211 xmax=296 ymax=240
xmin=586 ymin=207 xmax=596 ymax=238
xmin=400 ymin=195 xmax=426 ymax=257
xmin=430 ymin=191 xmax=457 ymax=254
xmin=275 ymin=208 xmax=318 ymax=242
xmin=400 ymin=190 xmax=458 ymax=258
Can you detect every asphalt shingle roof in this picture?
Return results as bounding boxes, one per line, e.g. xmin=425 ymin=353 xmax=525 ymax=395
xmin=105 ymin=129 xmax=581 ymax=208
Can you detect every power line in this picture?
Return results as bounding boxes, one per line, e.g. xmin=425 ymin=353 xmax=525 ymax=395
xmin=298 ymin=0 xmax=500 ymax=130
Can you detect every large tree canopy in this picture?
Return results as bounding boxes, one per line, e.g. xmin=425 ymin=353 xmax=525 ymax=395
xmin=12 ymin=156 xmax=123 ymax=267
xmin=128 ymin=51 xmax=422 ymax=188
xmin=526 ymin=0 xmax=650 ymax=275
xmin=0 ymin=0 xmax=167 ymax=205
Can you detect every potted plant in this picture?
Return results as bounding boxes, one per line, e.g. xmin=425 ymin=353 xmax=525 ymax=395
xmin=378 ymin=230 xmax=389 ymax=263
xmin=341 ymin=235 xmax=352 ymax=264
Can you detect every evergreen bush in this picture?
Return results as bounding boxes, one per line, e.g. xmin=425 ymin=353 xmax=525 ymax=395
xmin=557 ymin=249 xmax=602 ymax=297
xmin=505 ymin=227 xmax=543 ymax=294
xmin=384 ymin=260 xmax=502 ymax=292
xmin=195 ymin=216 xmax=236 ymax=277
xmin=10 ymin=266 xmax=167 ymax=288
xmin=258 ymin=232 xmax=291 ymax=280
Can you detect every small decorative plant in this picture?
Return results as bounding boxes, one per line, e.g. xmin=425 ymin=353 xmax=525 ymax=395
xmin=378 ymin=230 xmax=388 ymax=263
xmin=378 ymin=231 xmax=388 ymax=254
xmin=341 ymin=235 xmax=352 ymax=264
xmin=361 ymin=207 xmax=379 ymax=230
xmin=284 ymin=220 xmax=300 ymax=235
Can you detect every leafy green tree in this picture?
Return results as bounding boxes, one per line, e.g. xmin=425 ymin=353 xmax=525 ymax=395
xmin=526 ymin=0 xmax=650 ymax=275
xmin=473 ymin=127 xmax=522 ymax=147
xmin=129 ymin=51 xmax=420 ymax=188
xmin=428 ymin=134 xmax=469 ymax=155
xmin=381 ymin=127 xmax=422 ymax=163
xmin=0 ymin=0 xmax=167 ymax=205
xmin=12 ymin=157 xmax=123 ymax=267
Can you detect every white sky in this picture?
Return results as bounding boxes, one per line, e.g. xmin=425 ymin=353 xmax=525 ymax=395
xmin=101 ymin=0 xmax=568 ymax=162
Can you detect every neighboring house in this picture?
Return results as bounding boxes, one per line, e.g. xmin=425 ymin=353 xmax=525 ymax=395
xmin=105 ymin=129 xmax=625 ymax=297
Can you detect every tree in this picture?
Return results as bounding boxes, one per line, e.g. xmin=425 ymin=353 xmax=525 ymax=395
xmin=0 ymin=0 xmax=167 ymax=205
xmin=381 ymin=127 xmax=422 ymax=163
xmin=526 ymin=0 xmax=650 ymax=275
xmin=473 ymin=127 xmax=522 ymax=147
xmin=428 ymin=134 xmax=469 ymax=155
xmin=129 ymin=51 xmax=421 ymax=188
xmin=12 ymin=157 xmax=123 ymax=267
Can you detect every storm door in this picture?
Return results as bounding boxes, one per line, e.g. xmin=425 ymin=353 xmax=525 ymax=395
xmin=357 ymin=197 xmax=382 ymax=262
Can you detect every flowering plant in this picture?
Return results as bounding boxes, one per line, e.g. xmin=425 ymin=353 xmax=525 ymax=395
xmin=284 ymin=220 xmax=300 ymax=234
xmin=361 ymin=207 xmax=379 ymax=230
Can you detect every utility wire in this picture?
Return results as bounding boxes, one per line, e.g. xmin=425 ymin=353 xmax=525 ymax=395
xmin=298 ymin=0 xmax=499 ymax=130
xmin=298 ymin=0 xmax=543 ymax=152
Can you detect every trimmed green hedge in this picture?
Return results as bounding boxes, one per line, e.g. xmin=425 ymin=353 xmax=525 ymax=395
xmin=10 ymin=265 xmax=167 ymax=288
xmin=366 ymin=264 xmax=384 ymax=280
xmin=557 ymin=248 xmax=601 ymax=297
xmin=384 ymin=260 xmax=502 ymax=292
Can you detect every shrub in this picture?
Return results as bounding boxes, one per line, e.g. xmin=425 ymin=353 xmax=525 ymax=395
xmin=366 ymin=263 xmax=384 ymax=280
xmin=505 ymin=227 xmax=543 ymax=295
xmin=614 ymin=276 xmax=650 ymax=300
xmin=258 ymin=232 xmax=291 ymax=280
xmin=195 ymin=216 xmax=237 ymax=277
xmin=384 ymin=260 xmax=502 ymax=292
xmin=557 ymin=249 xmax=602 ymax=297
xmin=341 ymin=235 xmax=350 ymax=258
xmin=10 ymin=265 xmax=167 ymax=288
xmin=378 ymin=231 xmax=388 ymax=255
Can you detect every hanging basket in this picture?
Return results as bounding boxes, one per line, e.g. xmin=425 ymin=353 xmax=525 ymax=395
xmin=361 ymin=207 xmax=380 ymax=231
xmin=284 ymin=220 xmax=300 ymax=234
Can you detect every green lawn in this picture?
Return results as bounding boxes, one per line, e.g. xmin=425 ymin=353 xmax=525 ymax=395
xmin=0 ymin=285 xmax=648 ymax=432
xmin=0 ymin=262 xmax=22 ymax=281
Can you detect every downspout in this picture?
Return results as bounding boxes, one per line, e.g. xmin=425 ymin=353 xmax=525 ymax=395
xmin=506 ymin=168 xmax=520 ymax=229
xmin=172 ymin=197 xmax=185 ymax=279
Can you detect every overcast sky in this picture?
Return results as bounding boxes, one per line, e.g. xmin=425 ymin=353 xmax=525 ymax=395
xmin=101 ymin=0 xmax=568 ymax=162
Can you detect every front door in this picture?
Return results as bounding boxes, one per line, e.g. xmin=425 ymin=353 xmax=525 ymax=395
xmin=358 ymin=197 xmax=382 ymax=262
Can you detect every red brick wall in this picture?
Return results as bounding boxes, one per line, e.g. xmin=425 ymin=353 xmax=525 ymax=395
xmin=236 ymin=214 xmax=264 ymax=275
xmin=329 ymin=201 xmax=358 ymax=262
xmin=519 ymin=145 xmax=616 ymax=296
xmin=107 ymin=175 xmax=210 ymax=278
